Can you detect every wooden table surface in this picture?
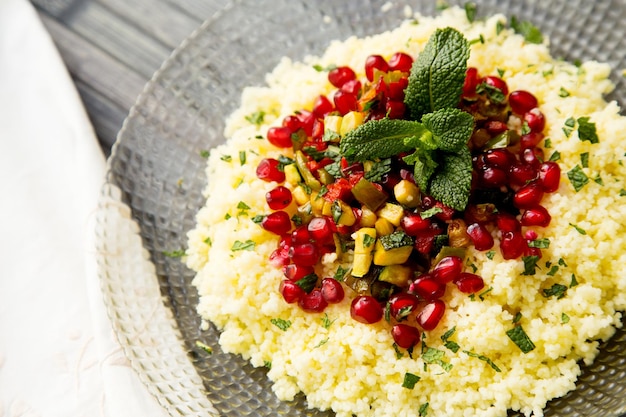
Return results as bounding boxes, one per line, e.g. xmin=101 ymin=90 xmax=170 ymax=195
xmin=31 ymin=0 xmax=225 ymax=156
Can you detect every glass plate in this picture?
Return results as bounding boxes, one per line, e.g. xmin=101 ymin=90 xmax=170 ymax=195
xmin=95 ymin=0 xmax=626 ymax=416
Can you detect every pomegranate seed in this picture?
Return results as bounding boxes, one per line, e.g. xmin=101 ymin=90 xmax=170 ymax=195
xmin=523 ymin=108 xmax=546 ymax=133
xmin=433 ymin=201 xmax=456 ymax=221
xmin=525 ymin=229 xmax=538 ymax=241
xmin=296 ymin=110 xmax=316 ymax=136
xmin=485 ymin=120 xmax=509 ymax=136
xmin=467 ymin=223 xmax=494 ymax=251
xmin=400 ymin=212 xmax=431 ymax=236
xmin=282 ymin=115 xmax=301 ymax=132
xmin=521 ymin=205 xmax=552 ymax=227
xmin=299 ymin=289 xmax=328 ymax=313
xmin=364 ymin=55 xmax=389 ymax=81
xmin=409 ymin=276 xmax=446 ymax=301
xmin=387 ymin=78 xmax=409 ymax=101
xmin=391 ymin=324 xmax=421 ymax=349
xmin=521 ymin=148 xmax=544 ymax=167
xmin=513 ymin=181 xmax=544 ymax=209
xmin=509 ymin=162 xmax=538 ymax=186
xmin=538 ymin=161 xmax=561 ymax=192
xmin=387 ymin=52 xmax=413 ymax=72
xmin=269 ymin=247 xmax=290 ymax=267
xmin=311 ymin=118 xmax=325 ymax=141
xmin=280 ymin=280 xmax=305 ymax=303
xmin=500 ymin=230 xmax=527 ymax=260
xmin=283 ymin=263 xmax=314 ymax=281
xmin=388 ymin=293 xmax=419 ymax=321
xmin=417 ymin=300 xmax=446 ymax=331
xmin=307 ymin=216 xmax=334 ymax=245
xmin=519 ymin=132 xmax=544 ymax=149
xmin=313 ymin=95 xmax=334 ymax=117
xmin=266 ymin=186 xmax=292 ymax=210
xmin=340 ymin=79 xmax=362 ymax=96
xmin=495 ymin=212 xmax=521 ymax=232
xmin=320 ymin=278 xmax=344 ymax=304
xmin=267 ymin=126 xmax=293 ymax=148
xmin=333 ymin=90 xmax=359 ymax=115
xmin=256 ymin=158 xmax=286 ymax=183
xmin=508 ymin=90 xmax=538 ymax=115
xmin=454 ymin=272 xmax=485 ymax=293
xmin=432 ymin=256 xmax=463 ymax=284
xmin=261 ymin=211 xmax=292 ymax=235
xmin=481 ymin=75 xmax=509 ymax=96
xmin=385 ymin=100 xmax=406 ymax=119
xmin=479 ymin=166 xmax=508 ymax=188
xmin=289 ymin=242 xmax=320 ymax=267
xmin=462 ymin=67 xmax=480 ymax=98
xmin=351 ymin=295 xmax=383 ymax=324
xmin=291 ymin=225 xmax=311 ymax=244
xmin=328 ymin=66 xmax=356 ymax=88
xmin=484 ymin=148 xmax=514 ymax=169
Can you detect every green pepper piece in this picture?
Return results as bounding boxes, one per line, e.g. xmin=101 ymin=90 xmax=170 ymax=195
xmin=351 ymin=178 xmax=388 ymax=212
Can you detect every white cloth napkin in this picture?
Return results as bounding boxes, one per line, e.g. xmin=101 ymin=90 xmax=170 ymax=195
xmin=0 ymin=1 xmax=170 ymax=416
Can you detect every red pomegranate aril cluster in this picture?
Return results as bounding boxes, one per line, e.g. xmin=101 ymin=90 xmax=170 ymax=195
xmin=251 ymin=54 xmax=561 ymax=351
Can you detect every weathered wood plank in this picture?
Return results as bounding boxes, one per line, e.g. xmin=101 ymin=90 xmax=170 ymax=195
xmin=96 ymin=0 xmax=203 ymax=49
xmin=163 ymin=0 xmax=226 ymax=24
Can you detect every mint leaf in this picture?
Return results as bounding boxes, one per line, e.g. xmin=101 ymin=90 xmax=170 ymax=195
xmin=403 ymin=148 xmax=438 ymax=191
xmin=340 ymin=119 xmax=426 ymax=161
xmin=402 ymin=372 xmax=421 ymax=389
xmin=428 ymin=146 xmax=472 ymax=211
xmin=404 ymin=27 xmax=470 ymax=119
xmin=270 ymin=318 xmax=291 ymax=331
xmin=421 ymin=108 xmax=475 ymax=152
xmin=506 ymin=325 xmax=535 ymax=353
xmin=510 ymin=16 xmax=543 ymax=44
xmin=577 ymin=117 xmax=599 ymax=144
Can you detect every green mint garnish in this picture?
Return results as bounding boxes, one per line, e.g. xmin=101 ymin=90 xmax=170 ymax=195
xmin=567 ymin=164 xmax=589 ymax=192
xmin=231 ymin=240 xmax=256 ymax=251
xmin=321 ymin=313 xmax=336 ymax=329
xmin=334 ymin=265 xmax=348 ymax=281
xmin=548 ymin=150 xmax=561 ymax=162
xmin=245 ymin=110 xmax=265 ymax=125
xmin=561 ymin=313 xmax=570 ymax=323
xmin=270 ymin=318 xmax=291 ymax=331
xmin=364 ymin=158 xmax=392 ymax=183
xmin=570 ymin=274 xmax=579 ymax=287
xmin=220 ymin=154 xmax=232 ymax=162
xmin=558 ymin=87 xmax=570 ymax=98
xmin=463 ymin=350 xmax=502 ymax=372
xmin=295 ymin=273 xmax=318 ymax=293
xmin=506 ymin=325 xmax=536 ymax=353
xmin=419 ymin=403 xmax=429 ymax=417
xmin=199 ymin=149 xmax=210 ymax=158
xmin=441 ymin=327 xmax=460 ymax=353
xmin=404 ymin=27 xmax=470 ymax=119
xmin=464 ymin=2 xmax=477 ymax=22
xmin=510 ymin=16 xmax=543 ymax=44
xmin=542 ymin=283 xmax=568 ymax=299
xmin=522 ymin=255 xmax=540 ymax=275
xmin=569 ymin=222 xmax=587 ymax=235
xmin=163 ymin=249 xmax=185 ymax=258
xmin=580 ymin=152 xmax=589 ymax=168
xmin=577 ymin=117 xmax=599 ymax=144
xmin=528 ymin=238 xmax=550 ymax=248
xmin=195 ymin=341 xmax=213 ymax=354
xmin=422 ymin=347 xmax=453 ymax=372
xmin=402 ymin=372 xmax=421 ymax=389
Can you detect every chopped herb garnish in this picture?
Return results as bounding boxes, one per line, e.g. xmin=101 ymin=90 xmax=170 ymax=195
xmin=567 ymin=164 xmax=589 ymax=192
xmin=464 ymin=2 xmax=477 ymax=22
xmin=619 ymin=189 xmax=626 ymax=196
xmin=577 ymin=117 xmax=599 ymax=144
xmin=570 ymin=274 xmax=579 ymax=287
xmin=476 ymin=82 xmax=506 ymax=104
xmin=199 ymin=149 xmax=210 ymax=158
xmin=231 ymin=240 xmax=256 ymax=251
xmin=314 ymin=338 xmax=329 ymax=348
xmin=224 ymin=213 xmax=232 ymax=220
xmin=422 ymin=346 xmax=453 ymax=372
xmin=558 ymin=257 xmax=568 ymax=267
xmin=270 ymin=318 xmax=291 ymax=331
xmin=561 ymin=313 xmax=570 ymax=323
xmin=239 ymin=150 xmax=247 ymax=165
xmin=506 ymin=325 xmax=535 ymax=353
xmin=264 ymin=360 xmax=272 ymax=369
xmin=542 ymin=283 xmax=568 ymax=299
xmin=522 ymin=255 xmax=540 ymax=275
xmin=548 ymin=150 xmax=561 ymax=162
xmin=419 ymin=402 xmax=429 ymax=416
xmin=580 ymin=152 xmax=589 ymax=168
xmin=402 ymin=372 xmax=421 ymax=389
xmin=295 ymin=273 xmax=318 ymax=293
xmin=251 ymin=214 xmax=265 ymax=224
xmin=512 ymin=312 xmax=522 ymax=324
xmin=204 ymin=237 xmax=212 ymax=246
xmin=312 ymin=63 xmax=337 ymax=72
xmin=497 ymin=68 xmax=505 ymax=77
xmin=593 ymin=174 xmax=604 ymax=185
xmin=420 ymin=206 xmax=444 ymax=219
xmin=321 ymin=313 xmax=335 ymax=329
xmin=163 ymin=249 xmax=185 ymax=258
xmin=392 ymin=343 xmax=404 ymax=359
xmin=364 ymin=158 xmax=392 ymax=183
xmin=334 ymin=265 xmax=348 ymax=281
xmin=245 ymin=110 xmax=266 ymax=125
xmin=486 ymin=250 xmax=496 ymax=260
xmin=510 ymin=15 xmax=543 ymax=44
xmin=363 ymin=234 xmax=376 ymax=248
xmin=544 ymin=138 xmax=552 ymax=148
xmin=528 ymin=238 xmax=550 ymax=249
xmin=220 ymin=154 xmax=232 ymax=162
xmin=558 ymin=87 xmax=570 ymax=97
xmin=547 ymin=265 xmax=559 ymax=276
xmin=237 ymin=201 xmax=251 ymax=215
xmin=563 ymin=117 xmax=575 ymax=137
xmin=441 ymin=327 xmax=460 ymax=353
xmin=478 ymin=286 xmax=493 ymax=300
xmin=463 ymin=350 xmax=502 ymax=372
xmin=195 ymin=341 xmax=213 ymax=355
xmin=569 ymin=222 xmax=587 ymax=235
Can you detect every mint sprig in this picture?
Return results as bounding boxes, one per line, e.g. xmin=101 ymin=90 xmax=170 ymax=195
xmin=339 ymin=28 xmax=473 ymax=211
xmin=404 ymin=27 xmax=470 ymax=120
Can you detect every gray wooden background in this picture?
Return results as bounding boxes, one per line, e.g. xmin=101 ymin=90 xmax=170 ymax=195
xmin=31 ymin=0 xmax=225 ymax=156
